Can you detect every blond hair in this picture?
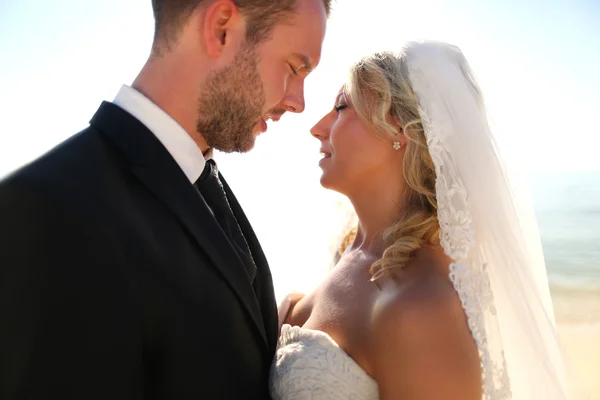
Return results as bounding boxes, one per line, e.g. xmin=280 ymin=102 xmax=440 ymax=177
xmin=341 ymin=51 xmax=440 ymax=280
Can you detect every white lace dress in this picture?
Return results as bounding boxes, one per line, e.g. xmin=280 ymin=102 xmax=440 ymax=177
xmin=269 ymin=324 xmax=379 ymax=400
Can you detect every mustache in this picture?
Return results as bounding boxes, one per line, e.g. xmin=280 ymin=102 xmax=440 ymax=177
xmin=266 ymin=107 xmax=287 ymax=118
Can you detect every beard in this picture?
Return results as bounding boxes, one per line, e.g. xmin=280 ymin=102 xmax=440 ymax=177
xmin=196 ymin=43 xmax=266 ymax=153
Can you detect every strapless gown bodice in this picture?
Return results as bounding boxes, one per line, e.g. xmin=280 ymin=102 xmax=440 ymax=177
xmin=269 ymin=324 xmax=379 ymax=399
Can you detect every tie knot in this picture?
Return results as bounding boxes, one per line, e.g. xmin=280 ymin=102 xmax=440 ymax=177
xmin=207 ymin=159 xmax=218 ymax=176
xmin=196 ymin=159 xmax=221 ymax=187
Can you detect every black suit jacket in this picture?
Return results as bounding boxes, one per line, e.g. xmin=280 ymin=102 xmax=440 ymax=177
xmin=0 ymin=102 xmax=278 ymax=399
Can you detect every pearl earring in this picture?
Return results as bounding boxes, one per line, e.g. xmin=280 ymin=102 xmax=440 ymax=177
xmin=393 ymin=141 xmax=402 ymax=150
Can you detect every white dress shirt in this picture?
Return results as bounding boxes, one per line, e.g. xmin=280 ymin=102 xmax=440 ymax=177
xmin=112 ymin=84 xmax=207 ymax=183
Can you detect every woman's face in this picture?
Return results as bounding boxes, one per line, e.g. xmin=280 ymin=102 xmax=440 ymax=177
xmin=310 ymin=90 xmax=403 ymax=196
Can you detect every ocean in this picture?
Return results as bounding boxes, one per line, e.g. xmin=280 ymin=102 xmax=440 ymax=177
xmin=530 ymin=170 xmax=600 ymax=325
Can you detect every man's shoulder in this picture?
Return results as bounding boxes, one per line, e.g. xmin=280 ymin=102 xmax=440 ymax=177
xmin=5 ymin=126 xmax=114 ymax=182
xmin=0 ymin=126 xmax=123 ymax=207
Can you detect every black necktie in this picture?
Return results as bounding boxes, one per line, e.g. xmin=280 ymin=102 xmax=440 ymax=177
xmin=195 ymin=160 xmax=256 ymax=282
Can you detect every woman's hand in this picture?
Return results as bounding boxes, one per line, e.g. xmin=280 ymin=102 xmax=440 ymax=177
xmin=278 ymin=292 xmax=305 ymax=331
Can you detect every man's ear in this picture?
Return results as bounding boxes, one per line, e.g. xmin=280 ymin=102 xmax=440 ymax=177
xmin=202 ymin=0 xmax=243 ymax=59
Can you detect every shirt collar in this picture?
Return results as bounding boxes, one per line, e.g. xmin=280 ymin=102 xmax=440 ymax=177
xmin=112 ymin=84 xmax=207 ymax=183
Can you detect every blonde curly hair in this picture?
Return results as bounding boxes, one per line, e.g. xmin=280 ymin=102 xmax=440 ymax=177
xmin=339 ymin=51 xmax=440 ymax=280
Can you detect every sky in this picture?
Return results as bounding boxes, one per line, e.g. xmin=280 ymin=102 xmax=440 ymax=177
xmin=1 ymin=0 xmax=599 ymax=300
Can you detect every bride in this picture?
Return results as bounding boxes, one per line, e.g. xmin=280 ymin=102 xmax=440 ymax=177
xmin=270 ymin=41 xmax=575 ymax=399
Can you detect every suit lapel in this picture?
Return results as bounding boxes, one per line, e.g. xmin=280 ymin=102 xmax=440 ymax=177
xmin=219 ymin=175 xmax=269 ymax=274
xmin=90 ymin=102 xmax=268 ymax=350
xmin=220 ymin=175 xmax=279 ymax=346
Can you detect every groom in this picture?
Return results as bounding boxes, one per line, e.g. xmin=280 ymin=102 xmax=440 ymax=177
xmin=0 ymin=0 xmax=329 ymax=398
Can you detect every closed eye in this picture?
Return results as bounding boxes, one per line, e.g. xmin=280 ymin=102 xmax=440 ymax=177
xmin=289 ymin=64 xmax=299 ymax=76
xmin=334 ymin=104 xmax=347 ymax=112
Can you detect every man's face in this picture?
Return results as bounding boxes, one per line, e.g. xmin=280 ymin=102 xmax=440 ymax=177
xmin=197 ymin=0 xmax=328 ymax=153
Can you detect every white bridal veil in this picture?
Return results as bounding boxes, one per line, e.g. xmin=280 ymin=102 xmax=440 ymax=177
xmin=404 ymin=41 xmax=580 ymax=399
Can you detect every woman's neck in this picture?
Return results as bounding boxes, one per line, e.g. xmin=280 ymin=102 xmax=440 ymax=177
xmin=346 ymin=176 xmax=405 ymax=256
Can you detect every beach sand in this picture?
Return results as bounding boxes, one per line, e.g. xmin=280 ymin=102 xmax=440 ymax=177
xmin=558 ymin=324 xmax=600 ymax=399
xmin=554 ymin=287 xmax=600 ymax=399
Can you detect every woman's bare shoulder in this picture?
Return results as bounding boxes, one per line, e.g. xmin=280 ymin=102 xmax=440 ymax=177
xmin=367 ymin=259 xmax=482 ymax=399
